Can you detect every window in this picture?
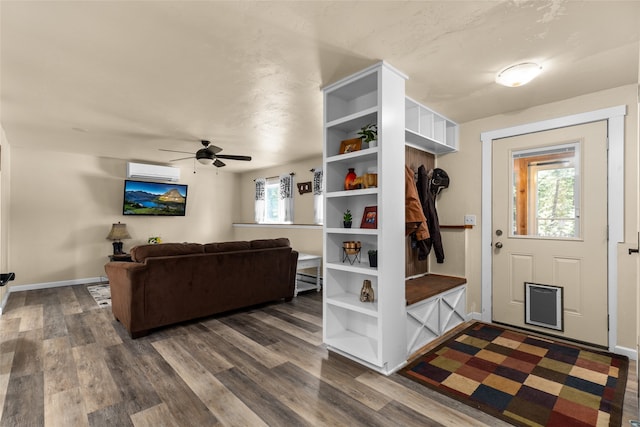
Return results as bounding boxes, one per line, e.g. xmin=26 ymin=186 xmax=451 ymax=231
xmin=512 ymin=143 xmax=580 ymax=238
xmin=255 ymin=174 xmax=294 ymax=224
xmin=264 ymin=178 xmax=281 ymax=223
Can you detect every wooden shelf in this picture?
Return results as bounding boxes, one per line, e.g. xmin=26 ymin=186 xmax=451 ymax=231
xmin=405 ymin=274 xmax=467 ymax=306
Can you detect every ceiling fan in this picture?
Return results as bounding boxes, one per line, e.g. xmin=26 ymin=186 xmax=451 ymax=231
xmin=160 ymin=140 xmax=251 ymax=168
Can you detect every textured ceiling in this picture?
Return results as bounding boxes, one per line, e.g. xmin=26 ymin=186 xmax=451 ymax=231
xmin=1 ymin=1 xmax=639 ymax=172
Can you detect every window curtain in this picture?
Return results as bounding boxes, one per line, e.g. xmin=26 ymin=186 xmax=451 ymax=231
xmin=313 ymin=168 xmax=324 ymax=224
xmin=254 ymin=178 xmax=265 ymax=223
xmin=279 ymin=173 xmax=294 ymax=223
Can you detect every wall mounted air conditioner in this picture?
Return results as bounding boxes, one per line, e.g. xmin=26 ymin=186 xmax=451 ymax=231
xmin=126 ymin=162 xmax=181 ymax=182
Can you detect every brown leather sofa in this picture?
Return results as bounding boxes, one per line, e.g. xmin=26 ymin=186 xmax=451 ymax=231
xmin=104 ymin=238 xmax=298 ymax=338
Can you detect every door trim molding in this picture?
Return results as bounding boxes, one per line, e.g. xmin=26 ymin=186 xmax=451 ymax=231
xmin=480 ymin=105 xmax=627 ymax=352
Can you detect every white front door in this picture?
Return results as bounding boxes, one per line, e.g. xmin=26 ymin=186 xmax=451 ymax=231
xmin=491 ymin=121 xmax=609 ymax=346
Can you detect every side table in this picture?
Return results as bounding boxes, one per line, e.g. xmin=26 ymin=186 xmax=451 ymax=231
xmin=295 ymin=253 xmax=322 ymax=296
xmin=109 ymin=253 xmax=133 ymax=262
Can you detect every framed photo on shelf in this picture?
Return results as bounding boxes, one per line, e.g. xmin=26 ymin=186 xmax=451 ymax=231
xmin=339 ymin=138 xmax=362 ymax=154
xmin=361 ymin=206 xmax=377 ymax=229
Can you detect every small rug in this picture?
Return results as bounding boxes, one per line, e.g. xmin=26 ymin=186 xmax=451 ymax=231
xmin=400 ymin=322 xmax=628 ymax=427
xmin=87 ymin=283 xmax=111 ymax=307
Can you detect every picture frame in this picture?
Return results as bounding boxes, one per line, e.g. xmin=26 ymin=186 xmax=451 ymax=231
xmin=339 ymin=138 xmax=362 ymax=154
xmin=360 ymin=206 xmax=377 ymax=229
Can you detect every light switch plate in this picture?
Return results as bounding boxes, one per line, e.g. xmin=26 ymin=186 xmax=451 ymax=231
xmin=464 ymin=215 xmax=476 ymax=226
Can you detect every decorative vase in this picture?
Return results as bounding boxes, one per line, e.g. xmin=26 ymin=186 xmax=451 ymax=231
xmin=343 ymin=221 xmax=352 ymax=228
xmin=360 ymin=280 xmax=375 ymax=302
xmin=344 ymin=168 xmax=357 ymax=190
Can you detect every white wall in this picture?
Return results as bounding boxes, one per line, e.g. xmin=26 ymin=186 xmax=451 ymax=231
xmin=7 ymin=148 xmax=239 ymax=286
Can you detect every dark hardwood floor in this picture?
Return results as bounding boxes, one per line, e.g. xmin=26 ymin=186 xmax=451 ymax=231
xmin=0 ymin=284 xmax=637 ymax=426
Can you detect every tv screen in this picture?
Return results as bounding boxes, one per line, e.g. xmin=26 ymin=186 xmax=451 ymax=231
xmin=123 ymin=180 xmax=188 ymax=216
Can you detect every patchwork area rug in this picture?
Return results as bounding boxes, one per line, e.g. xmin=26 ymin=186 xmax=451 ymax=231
xmin=400 ymin=322 xmax=628 ymax=427
xmin=87 ymin=283 xmax=111 ymax=307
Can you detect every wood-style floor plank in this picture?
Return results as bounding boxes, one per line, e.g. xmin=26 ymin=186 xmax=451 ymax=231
xmin=201 ymin=318 xmax=287 ymax=369
xmin=0 ymin=284 xmax=637 ymax=427
xmin=72 ymin=343 xmax=121 ymax=414
xmin=248 ymin=310 xmax=323 ymax=346
xmin=1 ymin=371 xmax=44 ymax=427
xmin=43 ymin=336 xmax=79 ymax=396
xmin=129 ymin=403 xmax=180 ymax=427
xmin=44 ymin=387 xmax=89 ymax=427
xmin=152 ymin=337 xmax=266 ymax=427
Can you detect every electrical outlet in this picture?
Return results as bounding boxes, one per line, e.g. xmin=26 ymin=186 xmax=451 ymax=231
xmin=464 ymin=215 xmax=476 ymax=226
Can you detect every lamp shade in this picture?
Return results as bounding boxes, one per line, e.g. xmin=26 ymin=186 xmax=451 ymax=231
xmin=106 ymin=222 xmax=131 ymax=241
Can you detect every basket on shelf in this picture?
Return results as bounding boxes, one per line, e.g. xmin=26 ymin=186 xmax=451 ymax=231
xmin=342 ymin=241 xmax=362 ymax=265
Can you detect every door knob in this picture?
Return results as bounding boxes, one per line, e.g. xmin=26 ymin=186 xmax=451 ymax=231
xmin=495 ymin=242 xmax=503 ymax=249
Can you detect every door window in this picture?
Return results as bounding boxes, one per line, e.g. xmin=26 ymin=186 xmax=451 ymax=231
xmin=511 ymin=143 xmax=580 ymax=238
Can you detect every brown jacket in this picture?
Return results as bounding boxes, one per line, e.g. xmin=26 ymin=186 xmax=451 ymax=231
xmin=405 ymin=165 xmax=429 ymax=240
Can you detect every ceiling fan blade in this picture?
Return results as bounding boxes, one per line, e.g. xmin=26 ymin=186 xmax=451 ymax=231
xmin=205 ymin=145 xmax=222 ymax=155
xmin=215 ymin=154 xmax=252 ymax=161
xmin=159 ymin=148 xmax=193 ymax=155
xmin=170 ymin=156 xmax=195 ymax=161
xmin=213 ymin=159 xmax=226 ymax=167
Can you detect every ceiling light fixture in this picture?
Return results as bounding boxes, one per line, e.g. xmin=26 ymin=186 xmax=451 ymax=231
xmin=196 ymin=148 xmax=213 ymax=165
xmin=495 ymin=62 xmax=542 ymax=87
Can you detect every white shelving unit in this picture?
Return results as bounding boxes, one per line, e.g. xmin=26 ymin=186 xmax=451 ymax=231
xmin=405 ymin=97 xmax=458 ymax=154
xmin=322 ymin=62 xmax=462 ymax=375
xmin=322 ymin=62 xmax=407 ymax=374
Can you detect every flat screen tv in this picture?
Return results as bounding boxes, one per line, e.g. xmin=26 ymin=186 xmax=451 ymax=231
xmin=123 ymin=180 xmax=188 ymax=216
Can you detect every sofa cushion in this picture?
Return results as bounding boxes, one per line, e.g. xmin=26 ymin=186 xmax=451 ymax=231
xmin=204 ymin=241 xmax=251 ymax=253
xmin=250 ymin=238 xmax=291 ymax=249
xmin=131 ymin=243 xmax=204 ymax=262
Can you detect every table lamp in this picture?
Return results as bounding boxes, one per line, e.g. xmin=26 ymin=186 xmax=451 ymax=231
xmin=106 ymin=222 xmax=131 ymax=255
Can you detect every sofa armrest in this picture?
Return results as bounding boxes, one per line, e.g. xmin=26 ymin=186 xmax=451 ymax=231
xmin=104 ymin=262 xmax=148 ymax=335
xmin=288 ymin=250 xmax=299 ymax=300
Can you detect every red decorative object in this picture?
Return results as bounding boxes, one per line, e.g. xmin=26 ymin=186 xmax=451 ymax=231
xmin=344 ymin=168 xmax=357 ymax=190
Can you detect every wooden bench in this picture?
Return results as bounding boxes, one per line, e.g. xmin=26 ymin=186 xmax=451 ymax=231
xmin=405 ymin=274 xmax=467 ymax=357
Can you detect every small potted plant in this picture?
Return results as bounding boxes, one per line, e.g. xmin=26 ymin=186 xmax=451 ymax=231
xmin=343 ymin=209 xmax=353 ymax=228
xmin=358 ymin=123 xmax=378 ymax=148
xmin=368 ymin=249 xmax=378 ymax=268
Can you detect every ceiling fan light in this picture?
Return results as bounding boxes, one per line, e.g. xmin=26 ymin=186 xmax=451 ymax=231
xmin=195 ymin=148 xmax=214 ymax=164
xmin=495 ymin=62 xmax=542 ymax=87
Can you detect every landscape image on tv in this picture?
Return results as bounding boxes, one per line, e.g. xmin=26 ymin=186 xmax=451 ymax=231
xmin=123 ymin=180 xmax=188 ymax=216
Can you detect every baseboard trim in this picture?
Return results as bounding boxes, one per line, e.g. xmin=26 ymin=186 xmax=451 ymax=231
xmin=0 ymin=277 xmax=104 ymax=315
xmin=468 ymin=311 xmax=483 ymax=321
xmin=614 ymin=345 xmax=638 ymax=361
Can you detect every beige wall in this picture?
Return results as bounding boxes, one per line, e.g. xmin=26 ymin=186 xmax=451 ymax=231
xmin=0 ymin=127 xmax=10 ymax=305
xmin=7 ymin=147 xmax=239 ymax=287
xmin=234 ymin=155 xmax=323 ymax=257
xmin=437 ymin=84 xmax=638 ymax=349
